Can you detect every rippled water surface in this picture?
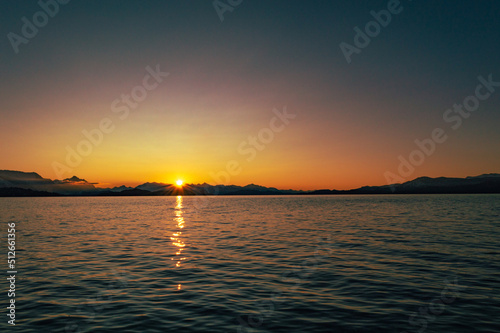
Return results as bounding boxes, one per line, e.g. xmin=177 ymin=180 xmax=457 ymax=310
xmin=1 ymin=194 xmax=499 ymax=332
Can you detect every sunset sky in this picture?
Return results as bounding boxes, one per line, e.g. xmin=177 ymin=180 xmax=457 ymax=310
xmin=1 ymin=0 xmax=499 ymax=190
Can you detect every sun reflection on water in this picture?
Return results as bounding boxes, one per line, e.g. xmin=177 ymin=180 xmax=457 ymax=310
xmin=171 ymin=196 xmax=187 ymax=290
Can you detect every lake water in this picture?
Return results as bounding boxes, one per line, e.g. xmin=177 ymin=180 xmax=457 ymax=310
xmin=1 ymin=194 xmax=499 ymax=332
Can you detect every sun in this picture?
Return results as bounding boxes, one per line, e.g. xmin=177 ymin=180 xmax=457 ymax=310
xmin=175 ymin=179 xmax=184 ymax=187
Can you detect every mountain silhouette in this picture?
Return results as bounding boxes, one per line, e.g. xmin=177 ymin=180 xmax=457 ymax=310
xmin=0 ymin=170 xmax=499 ymax=196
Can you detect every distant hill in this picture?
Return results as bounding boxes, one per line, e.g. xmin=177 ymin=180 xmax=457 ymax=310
xmin=0 ymin=170 xmax=499 ymax=196
xmin=96 ymin=188 xmax=156 ymax=196
xmin=0 ymin=170 xmax=97 ymax=195
xmin=0 ymin=187 xmax=62 ymax=197
xmin=0 ymin=170 xmax=53 ymax=188
xmin=390 ymin=174 xmax=500 ymax=194
xmin=309 ymin=174 xmax=500 ymax=195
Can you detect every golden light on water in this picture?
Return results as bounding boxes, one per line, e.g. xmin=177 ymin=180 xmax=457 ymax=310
xmin=171 ymin=196 xmax=186 ymax=290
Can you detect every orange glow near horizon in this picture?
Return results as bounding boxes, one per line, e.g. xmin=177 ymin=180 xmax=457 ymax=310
xmin=2 ymin=84 xmax=498 ymax=191
xmin=3 ymin=95 xmax=498 ymax=191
